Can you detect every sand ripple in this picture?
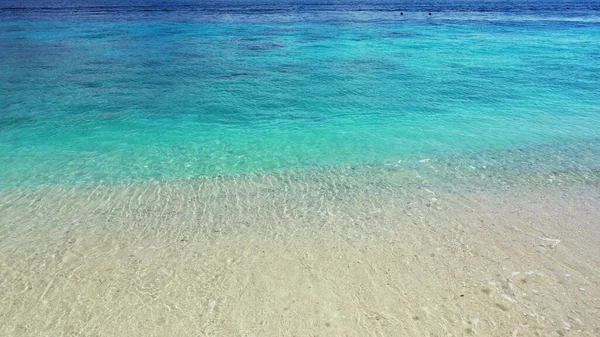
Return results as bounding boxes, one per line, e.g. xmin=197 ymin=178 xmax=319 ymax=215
xmin=1 ymin=167 xmax=599 ymax=336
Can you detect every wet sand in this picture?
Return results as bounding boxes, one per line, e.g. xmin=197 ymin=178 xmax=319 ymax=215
xmin=1 ymin=165 xmax=599 ymax=336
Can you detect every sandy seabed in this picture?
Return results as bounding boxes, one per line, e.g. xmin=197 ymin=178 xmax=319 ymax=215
xmin=1 ymin=165 xmax=599 ymax=337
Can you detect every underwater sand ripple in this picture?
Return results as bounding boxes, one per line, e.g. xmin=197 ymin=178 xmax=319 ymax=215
xmin=1 ymin=167 xmax=599 ymax=336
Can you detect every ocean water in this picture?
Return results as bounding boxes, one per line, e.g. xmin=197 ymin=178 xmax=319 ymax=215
xmin=4 ymin=3 xmax=600 ymax=336
xmin=1 ymin=0 xmax=600 ymax=187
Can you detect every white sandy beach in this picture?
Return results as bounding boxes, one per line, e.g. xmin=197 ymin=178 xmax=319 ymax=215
xmin=1 ymin=167 xmax=599 ymax=336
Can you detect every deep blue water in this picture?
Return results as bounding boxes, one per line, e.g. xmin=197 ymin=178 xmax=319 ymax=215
xmin=1 ymin=0 xmax=600 ymax=187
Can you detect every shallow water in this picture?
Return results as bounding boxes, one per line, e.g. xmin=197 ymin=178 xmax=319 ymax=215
xmin=1 ymin=165 xmax=600 ymax=336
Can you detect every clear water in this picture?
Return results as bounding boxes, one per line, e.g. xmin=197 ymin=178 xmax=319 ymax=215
xmin=1 ymin=0 xmax=600 ymax=187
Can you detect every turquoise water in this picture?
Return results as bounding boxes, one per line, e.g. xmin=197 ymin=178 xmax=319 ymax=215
xmin=1 ymin=2 xmax=600 ymax=187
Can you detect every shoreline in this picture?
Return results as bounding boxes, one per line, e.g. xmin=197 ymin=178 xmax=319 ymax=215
xmin=1 ymin=166 xmax=599 ymax=336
